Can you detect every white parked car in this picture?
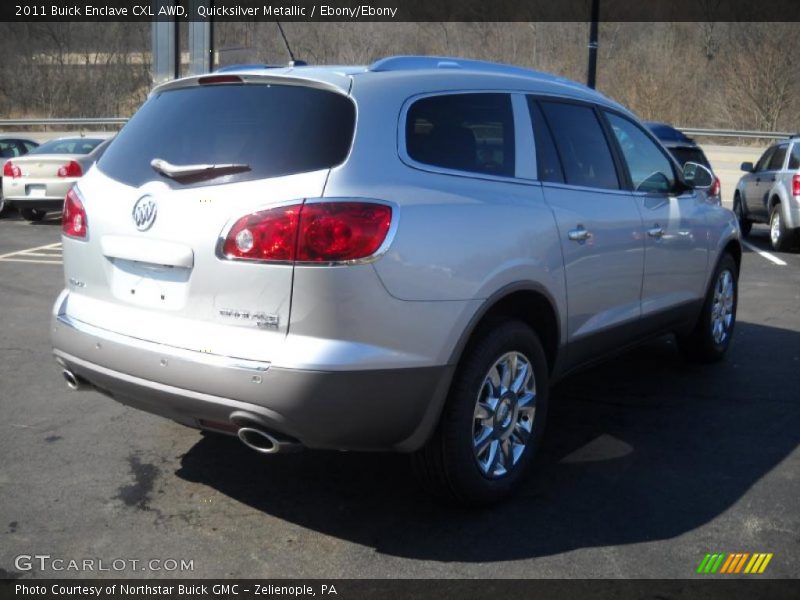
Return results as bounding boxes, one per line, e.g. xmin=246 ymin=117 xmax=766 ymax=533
xmin=0 ymin=137 xmax=39 ymax=216
xmin=2 ymin=136 xmax=110 ymax=221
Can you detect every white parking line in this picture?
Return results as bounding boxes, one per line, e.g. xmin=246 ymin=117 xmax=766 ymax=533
xmin=0 ymin=242 xmax=63 ymax=265
xmin=741 ymin=240 xmax=788 ymax=266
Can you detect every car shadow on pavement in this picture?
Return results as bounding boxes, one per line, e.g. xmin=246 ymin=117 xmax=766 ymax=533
xmin=176 ymin=321 xmax=800 ymax=562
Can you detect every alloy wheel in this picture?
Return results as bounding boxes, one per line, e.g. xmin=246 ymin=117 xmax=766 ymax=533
xmin=710 ymin=269 xmax=735 ymax=345
xmin=770 ymin=210 xmax=781 ymax=247
xmin=472 ymin=351 xmax=536 ymax=478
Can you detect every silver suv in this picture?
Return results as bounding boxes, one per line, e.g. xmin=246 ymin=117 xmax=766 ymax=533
xmin=52 ymin=56 xmax=741 ymax=505
xmin=734 ymin=136 xmax=800 ymax=251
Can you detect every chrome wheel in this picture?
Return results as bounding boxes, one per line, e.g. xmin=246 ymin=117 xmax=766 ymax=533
xmin=770 ymin=210 xmax=781 ymax=246
xmin=710 ymin=269 xmax=735 ymax=345
xmin=472 ymin=351 xmax=536 ymax=478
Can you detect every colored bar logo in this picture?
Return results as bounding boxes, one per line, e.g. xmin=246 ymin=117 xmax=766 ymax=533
xmin=697 ymin=552 xmax=773 ymax=574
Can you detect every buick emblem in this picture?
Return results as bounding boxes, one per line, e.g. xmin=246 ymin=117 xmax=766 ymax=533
xmin=132 ymin=195 xmax=157 ymax=231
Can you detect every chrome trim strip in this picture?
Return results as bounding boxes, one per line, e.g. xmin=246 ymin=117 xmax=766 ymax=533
xmin=55 ymin=313 xmax=271 ymax=372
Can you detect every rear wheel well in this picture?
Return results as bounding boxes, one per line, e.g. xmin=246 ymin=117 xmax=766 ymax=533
xmin=464 ymin=290 xmax=559 ymax=375
xmin=722 ymin=239 xmax=742 ymax=273
xmin=770 ymin=195 xmax=781 ymax=211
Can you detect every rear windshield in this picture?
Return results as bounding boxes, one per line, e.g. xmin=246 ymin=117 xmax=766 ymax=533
xmin=30 ymin=138 xmax=103 ymax=155
xmin=669 ymin=147 xmax=710 ymax=169
xmin=646 ymin=123 xmax=694 ymax=144
xmin=98 ymin=83 xmax=356 ymax=188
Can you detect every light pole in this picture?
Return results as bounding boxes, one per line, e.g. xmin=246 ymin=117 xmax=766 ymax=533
xmin=587 ymin=0 xmax=599 ymax=89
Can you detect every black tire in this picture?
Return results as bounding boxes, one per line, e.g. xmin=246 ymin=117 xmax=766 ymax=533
xmin=20 ymin=208 xmax=46 ymax=222
xmin=413 ymin=319 xmax=549 ymax=506
xmin=733 ymin=193 xmax=752 ymax=237
xmin=677 ymin=253 xmax=738 ymax=363
xmin=769 ymin=204 xmax=792 ymax=252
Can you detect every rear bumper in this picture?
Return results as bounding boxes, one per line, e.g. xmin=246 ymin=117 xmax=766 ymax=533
xmin=5 ymin=198 xmax=64 ymax=211
xmin=51 ymin=309 xmax=453 ymax=452
xmin=786 ymin=202 xmax=800 ymax=230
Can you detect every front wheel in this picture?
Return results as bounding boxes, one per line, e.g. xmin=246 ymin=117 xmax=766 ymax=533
xmin=413 ymin=319 xmax=549 ymax=506
xmin=769 ymin=205 xmax=792 ymax=252
xmin=20 ymin=208 xmax=46 ymax=222
xmin=677 ymin=253 xmax=738 ymax=363
xmin=733 ymin=194 xmax=752 ymax=237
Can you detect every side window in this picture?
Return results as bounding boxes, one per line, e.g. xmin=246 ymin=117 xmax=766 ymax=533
xmin=538 ymin=101 xmax=619 ymax=190
xmin=527 ymin=98 xmax=564 ymax=183
xmin=405 ymin=93 xmax=515 ymax=177
xmin=767 ymin=144 xmax=788 ymax=171
xmin=755 ymin=146 xmax=776 ymax=172
xmin=23 ymin=141 xmax=38 ymax=153
xmin=605 ymin=112 xmax=677 ymax=194
xmin=789 ymin=144 xmax=800 ymax=170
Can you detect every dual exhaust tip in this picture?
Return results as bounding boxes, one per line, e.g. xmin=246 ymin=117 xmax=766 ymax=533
xmin=237 ymin=427 xmax=284 ymax=454
xmin=236 ymin=425 xmax=302 ymax=455
xmin=231 ymin=410 xmax=302 ymax=455
xmin=62 ymin=369 xmax=90 ymax=391
xmin=61 ymin=370 xmax=300 ymax=455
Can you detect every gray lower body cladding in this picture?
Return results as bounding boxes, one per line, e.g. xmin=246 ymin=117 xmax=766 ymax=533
xmin=52 ymin=315 xmax=454 ymax=452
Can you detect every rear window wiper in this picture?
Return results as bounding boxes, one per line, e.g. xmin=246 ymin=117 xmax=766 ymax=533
xmin=150 ymin=158 xmax=250 ymax=181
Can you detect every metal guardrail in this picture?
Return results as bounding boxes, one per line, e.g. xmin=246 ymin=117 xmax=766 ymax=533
xmin=0 ymin=118 xmax=128 ymax=128
xmin=677 ymin=128 xmax=796 ymax=140
xmin=0 ymin=118 xmax=795 ymax=140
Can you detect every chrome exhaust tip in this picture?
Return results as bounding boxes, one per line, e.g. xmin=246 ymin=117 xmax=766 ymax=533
xmin=237 ymin=427 xmax=281 ymax=454
xmin=62 ymin=369 xmax=86 ymax=391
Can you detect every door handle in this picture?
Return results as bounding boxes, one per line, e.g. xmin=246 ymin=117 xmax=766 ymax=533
xmin=647 ymin=226 xmax=664 ymax=239
xmin=567 ymin=226 xmax=593 ymax=242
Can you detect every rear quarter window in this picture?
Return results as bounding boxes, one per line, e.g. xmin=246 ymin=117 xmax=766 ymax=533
xmin=405 ymin=93 xmax=515 ymax=178
xmin=98 ymin=83 xmax=356 ymax=188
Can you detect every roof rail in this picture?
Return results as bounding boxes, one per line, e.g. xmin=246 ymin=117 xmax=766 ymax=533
xmin=370 ymin=55 xmax=539 ymax=76
xmin=369 ymin=55 xmax=594 ymax=92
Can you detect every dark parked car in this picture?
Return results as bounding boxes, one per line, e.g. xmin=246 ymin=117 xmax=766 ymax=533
xmin=646 ymin=122 xmax=720 ymax=202
xmin=0 ymin=137 xmax=39 ymax=216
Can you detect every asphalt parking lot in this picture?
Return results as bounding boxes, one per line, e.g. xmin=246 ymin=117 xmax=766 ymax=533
xmin=0 ymin=211 xmax=798 ymax=580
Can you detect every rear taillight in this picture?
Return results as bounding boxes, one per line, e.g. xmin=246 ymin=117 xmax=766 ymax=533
xmin=57 ymin=160 xmax=82 ymax=178
xmin=221 ymin=201 xmax=393 ymax=264
xmin=3 ymin=161 xmax=21 ymax=178
xmin=62 ymin=188 xmax=88 ymax=239
xmin=710 ymin=176 xmax=721 ymax=197
xmin=297 ymin=202 xmax=393 ymax=262
xmin=223 ymin=204 xmax=302 ymax=262
xmin=793 ymin=174 xmax=800 ymax=197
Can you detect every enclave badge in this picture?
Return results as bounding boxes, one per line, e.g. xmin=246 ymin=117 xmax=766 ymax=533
xmin=132 ymin=195 xmax=158 ymax=231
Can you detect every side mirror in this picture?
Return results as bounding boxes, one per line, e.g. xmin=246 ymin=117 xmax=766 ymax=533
xmin=683 ymin=162 xmax=714 ymax=189
xmin=740 ymin=161 xmax=754 ymax=172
